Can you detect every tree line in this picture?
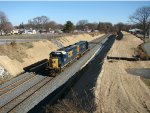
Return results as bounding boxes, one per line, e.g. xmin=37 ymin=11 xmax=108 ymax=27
xmin=0 ymin=6 xmax=150 ymax=35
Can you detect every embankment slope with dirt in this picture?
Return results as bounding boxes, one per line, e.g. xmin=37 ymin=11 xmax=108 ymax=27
xmin=95 ymin=32 xmax=150 ymax=113
xmin=0 ymin=33 xmax=104 ymax=77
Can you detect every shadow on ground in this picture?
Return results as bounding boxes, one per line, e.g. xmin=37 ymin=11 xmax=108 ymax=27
xmin=23 ymin=59 xmax=53 ymax=77
xmin=28 ymin=36 xmax=115 ymax=113
xmin=63 ymin=36 xmax=115 ymax=112
xmin=126 ymin=68 xmax=150 ymax=79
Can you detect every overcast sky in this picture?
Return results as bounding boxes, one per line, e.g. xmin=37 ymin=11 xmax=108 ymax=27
xmin=0 ymin=1 xmax=149 ymax=26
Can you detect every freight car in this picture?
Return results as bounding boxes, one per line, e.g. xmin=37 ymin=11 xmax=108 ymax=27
xmin=48 ymin=41 xmax=89 ymax=76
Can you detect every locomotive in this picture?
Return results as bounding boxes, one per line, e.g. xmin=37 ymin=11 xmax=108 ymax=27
xmin=48 ymin=41 xmax=89 ymax=75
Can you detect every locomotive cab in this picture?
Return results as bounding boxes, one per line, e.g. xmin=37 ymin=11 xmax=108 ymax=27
xmin=48 ymin=41 xmax=89 ymax=76
xmin=49 ymin=51 xmax=67 ymax=72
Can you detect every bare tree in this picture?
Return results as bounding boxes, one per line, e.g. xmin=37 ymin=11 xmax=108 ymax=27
xmin=28 ymin=16 xmax=49 ymax=30
xmin=97 ymin=22 xmax=113 ymax=33
xmin=0 ymin=11 xmax=7 ymax=35
xmin=56 ymin=24 xmax=64 ymax=30
xmin=45 ymin=21 xmax=57 ymax=31
xmin=40 ymin=16 xmax=49 ymax=25
xmin=28 ymin=19 xmax=34 ymax=28
xmin=86 ymin=22 xmax=98 ymax=31
xmin=76 ymin=20 xmax=88 ymax=31
xmin=130 ymin=6 xmax=150 ymax=39
xmin=3 ymin=22 xmax=13 ymax=34
xmin=114 ymin=22 xmax=125 ymax=32
xmin=0 ymin=11 xmax=12 ymax=35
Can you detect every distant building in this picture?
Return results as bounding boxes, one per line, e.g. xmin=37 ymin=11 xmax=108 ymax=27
xmin=32 ymin=30 xmax=36 ymax=34
xmin=0 ymin=30 xmax=5 ymax=35
xmin=49 ymin=30 xmax=55 ymax=34
xmin=55 ymin=29 xmax=63 ymax=34
xmin=94 ymin=30 xmax=99 ymax=32
xmin=129 ymin=28 xmax=143 ymax=35
xmin=11 ymin=29 xmax=19 ymax=34
xmin=39 ymin=29 xmax=47 ymax=34
xmin=20 ymin=29 xmax=37 ymax=34
xmin=73 ymin=30 xmax=78 ymax=33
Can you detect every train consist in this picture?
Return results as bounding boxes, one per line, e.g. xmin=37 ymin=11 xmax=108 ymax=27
xmin=47 ymin=41 xmax=89 ymax=75
xmin=24 ymin=41 xmax=89 ymax=76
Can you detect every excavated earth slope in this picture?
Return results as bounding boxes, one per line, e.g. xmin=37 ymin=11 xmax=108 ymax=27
xmin=0 ymin=33 xmax=104 ymax=77
xmin=95 ymin=32 xmax=150 ymax=113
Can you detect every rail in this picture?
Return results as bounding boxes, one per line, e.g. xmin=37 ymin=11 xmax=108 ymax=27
xmin=0 ymin=34 xmax=112 ymax=113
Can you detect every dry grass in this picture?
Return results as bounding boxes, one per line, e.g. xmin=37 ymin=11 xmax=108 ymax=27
xmin=0 ymin=41 xmax=33 ymax=62
xmin=43 ymin=90 xmax=96 ymax=113
xmin=44 ymin=99 xmax=86 ymax=113
xmin=88 ymin=32 xmax=103 ymax=37
xmin=0 ymin=33 xmax=104 ymax=77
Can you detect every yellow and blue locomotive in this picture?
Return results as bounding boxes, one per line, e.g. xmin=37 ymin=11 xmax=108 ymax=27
xmin=48 ymin=41 xmax=89 ymax=75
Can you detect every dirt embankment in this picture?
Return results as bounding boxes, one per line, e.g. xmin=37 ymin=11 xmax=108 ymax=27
xmin=0 ymin=33 xmax=104 ymax=78
xmin=108 ymin=31 xmax=143 ymax=58
xmin=95 ymin=32 xmax=150 ymax=113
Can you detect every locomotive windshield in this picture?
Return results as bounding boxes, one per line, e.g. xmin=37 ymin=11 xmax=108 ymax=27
xmin=50 ymin=51 xmax=66 ymax=58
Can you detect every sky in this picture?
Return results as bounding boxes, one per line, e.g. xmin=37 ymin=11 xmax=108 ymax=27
xmin=0 ymin=1 xmax=150 ymax=26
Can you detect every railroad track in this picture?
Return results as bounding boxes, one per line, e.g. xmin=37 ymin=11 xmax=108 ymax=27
xmin=0 ymin=34 xmax=111 ymax=113
xmin=0 ymin=76 xmax=53 ymax=113
xmin=0 ymin=72 xmax=31 ymax=89
xmin=0 ymin=73 xmax=35 ymax=96
xmin=0 ymin=71 xmax=53 ymax=109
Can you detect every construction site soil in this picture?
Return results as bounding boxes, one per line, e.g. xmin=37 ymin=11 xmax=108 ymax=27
xmin=95 ymin=32 xmax=150 ymax=113
xmin=0 ymin=33 xmax=104 ymax=84
xmin=48 ymin=32 xmax=150 ymax=113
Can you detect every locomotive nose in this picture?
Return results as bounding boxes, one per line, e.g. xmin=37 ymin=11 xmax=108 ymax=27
xmin=49 ymin=58 xmax=52 ymax=68
xmin=49 ymin=58 xmax=59 ymax=68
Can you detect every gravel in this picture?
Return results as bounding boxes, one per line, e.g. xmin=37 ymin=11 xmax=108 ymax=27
xmin=0 ymin=72 xmax=30 ymax=89
xmin=0 ymin=73 xmax=35 ymax=95
xmin=0 ymin=34 xmax=112 ymax=113
xmin=0 ymin=74 xmax=46 ymax=107
xmin=9 ymin=35 xmax=112 ymax=113
xmin=0 ymin=77 xmax=53 ymax=113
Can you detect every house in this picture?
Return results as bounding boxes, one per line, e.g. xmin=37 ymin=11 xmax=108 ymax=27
xmin=11 ymin=29 xmax=19 ymax=34
xmin=129 ymin=28 xmax=143 ymax=35
xmin=0 ymin=30 xmax=5 ymax=35
xmin=39 ymin=29 xmax=47 ymax=34
xmin=54 ymin=29 xmax=63 ymax=34
xmin=21 ymin=29 xmax=36 ymax=34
